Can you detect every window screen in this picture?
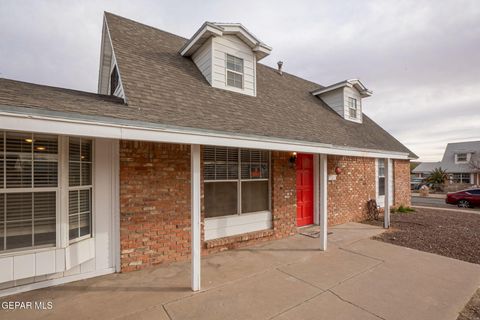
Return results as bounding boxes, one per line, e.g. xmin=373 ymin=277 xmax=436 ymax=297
xmin=0 ymin=131 xmax=58 ymax=252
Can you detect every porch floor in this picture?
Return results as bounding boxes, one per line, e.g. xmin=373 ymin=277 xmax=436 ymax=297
xmin=2 ymin=222 xmax=480 ymax=320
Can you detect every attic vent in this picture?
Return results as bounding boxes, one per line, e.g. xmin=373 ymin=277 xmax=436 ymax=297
xmin=110 ymin=66 xmax=119 ymax=95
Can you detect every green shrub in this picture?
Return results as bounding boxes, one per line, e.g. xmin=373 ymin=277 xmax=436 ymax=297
xmin=392 ymin=205 xmax=415 ymax=213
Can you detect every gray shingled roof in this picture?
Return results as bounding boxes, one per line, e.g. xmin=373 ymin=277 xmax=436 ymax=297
xmin=412 ymin=162 xmax=441 ymax=173
xmin=0 ymin=12 xmax=416 ymax=158
xmin=440 ymin=141 xmax=480 ymax=173
xmin=104 ymin=13 xmax=415 ymax=157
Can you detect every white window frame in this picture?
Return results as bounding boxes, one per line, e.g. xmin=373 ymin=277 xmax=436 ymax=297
xmin=225 ymin=54 xmax=244 ymax=89
xmin=204 ymin=147 xmax=271 ymax=219
xmin=347 ymin=97 xmax=358 ymax=119
xmin=455 ymin=153 xmax=469 ymax=164
xmin=67 ymin=137 xmax=94 ymax=244
xmin=0 ymin=131 xmax=60 ymax=255
xmin=0 ymin=132 xmax=95 ymax=258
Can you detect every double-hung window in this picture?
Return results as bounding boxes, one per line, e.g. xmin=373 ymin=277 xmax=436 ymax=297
xmin=348 ymin=97 xmax=358 ymax=119
xmin=455 ymin=153 xmax=468 ymax=163
xmin=226 ymin=54 xmax=244 ymax=89
xmin=204 ymin=147 xmax=269 ymax=218
xmin=378 ymin=159 xmax=385 ymax=196
xmin=68 ymin=138 xmax=93 ymax=241
xmin=0 ymin=132 xmax=58 ymax=252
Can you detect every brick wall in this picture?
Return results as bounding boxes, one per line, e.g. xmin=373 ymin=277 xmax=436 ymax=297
xmin=393 ymin=160 xmax=411 ymax=207
xmin=326 ymin=156 xmax=376 ymax=226
xmin=120 ymin=143 xmax=298 ymax=269
xmin=119 ymin=141 xmax=410 ymax=271
xmin=120 ymin=141 xmax=191 ymax=272
xmin=271 ymin=151 xmax=297 ymax=238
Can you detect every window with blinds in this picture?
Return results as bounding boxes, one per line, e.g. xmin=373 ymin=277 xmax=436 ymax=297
xmin=68 ymin=138 xmax=93 ymax=241
xmin=0 ymin=131 xmax=58 ymax=252
xmin=204 ymin=146 xmax=269 ymax=218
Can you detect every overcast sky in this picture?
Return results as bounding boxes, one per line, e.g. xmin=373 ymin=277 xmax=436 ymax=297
xmin=1 ymin=0 xmax=479 ymax=161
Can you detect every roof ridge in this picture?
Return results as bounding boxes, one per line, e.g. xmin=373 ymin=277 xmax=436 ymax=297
xmin=0 ymin=78 xmax=124 ymax=102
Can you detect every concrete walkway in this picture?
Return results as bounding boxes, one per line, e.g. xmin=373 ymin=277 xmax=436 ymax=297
xmin=1 ymin=223 xmax=480 ymax=320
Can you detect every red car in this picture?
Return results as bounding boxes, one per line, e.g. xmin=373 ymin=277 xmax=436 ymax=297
xmin=445 ymin=188 xmax=480 ymax=208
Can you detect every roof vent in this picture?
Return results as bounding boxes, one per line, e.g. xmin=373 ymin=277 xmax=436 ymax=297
xmin=277 ymin=61 xmax=283 ymax=75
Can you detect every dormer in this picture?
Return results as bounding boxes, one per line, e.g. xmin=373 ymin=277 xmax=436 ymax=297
xmin=180 ymin=22 xmax=272 ymax=97
xmin=311 ymin=79 xmax=372 ymax=124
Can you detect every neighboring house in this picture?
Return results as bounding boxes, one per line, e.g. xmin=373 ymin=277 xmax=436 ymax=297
xmin=411 ymin=162 xmax=440 ymax=178
xmin=0 ymin=12 xmax=415 ymax=296
xmin=413 ymin=141 xmax=480 ymax=188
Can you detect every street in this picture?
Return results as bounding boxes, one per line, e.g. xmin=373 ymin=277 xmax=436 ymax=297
xmin=411 ymin=195 xmax=480 ymax=211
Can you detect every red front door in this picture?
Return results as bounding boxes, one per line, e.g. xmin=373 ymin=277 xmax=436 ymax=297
xmin=296 ymin=153 xmax=314 ymax=226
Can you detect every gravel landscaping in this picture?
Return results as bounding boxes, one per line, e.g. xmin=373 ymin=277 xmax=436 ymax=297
xmin=364 ymin=207 xmax=480 ymax=264
xmin=363 ymin=207 xmax=480 ymax=319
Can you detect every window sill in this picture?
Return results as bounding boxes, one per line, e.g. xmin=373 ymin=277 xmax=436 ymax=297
xmin=0 ymin=245 xmax=56 ymax=259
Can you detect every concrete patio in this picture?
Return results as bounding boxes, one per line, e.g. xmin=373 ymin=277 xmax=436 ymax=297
xmin=1 ymin=222 xmax=480 ymax=320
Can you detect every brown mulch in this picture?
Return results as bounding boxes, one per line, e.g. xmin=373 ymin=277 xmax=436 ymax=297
xmin=458 ymin=288 xmax=480 ymax=320
xmin=364 ymin=208 xmax=480 ymax=264
xmin=363 ymin=208 xmax=480 ymax=320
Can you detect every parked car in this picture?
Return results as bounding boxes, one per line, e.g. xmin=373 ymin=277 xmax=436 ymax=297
xmin=445 ymin=188 xmax=480 ymax=208
xmin=410 ymin=177 xmax=424 ymax=190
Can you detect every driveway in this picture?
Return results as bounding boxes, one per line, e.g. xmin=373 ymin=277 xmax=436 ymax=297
xmin=1 ymin=223 xmax=480 ymax=320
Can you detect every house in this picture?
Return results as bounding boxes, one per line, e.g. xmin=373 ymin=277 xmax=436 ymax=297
xmin=0 ymin=12 xmax=415 ymax=296
xmin=413 ymin=141 xmax=480 ymax=189
xmin=411 ymin=162 xmax=440 ymax=178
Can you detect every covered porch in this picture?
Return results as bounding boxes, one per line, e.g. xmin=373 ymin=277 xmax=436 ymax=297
xmin=1 ymin=222 xmax=479 ymax=320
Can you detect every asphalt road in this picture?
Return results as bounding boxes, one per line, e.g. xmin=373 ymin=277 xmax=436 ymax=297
xmin=411 ymin=196 xmax=480 ymax=211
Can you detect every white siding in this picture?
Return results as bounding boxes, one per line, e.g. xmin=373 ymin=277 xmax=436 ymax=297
xmin=343 ymin=86 xmax=363 ymax=123
xmin=320 ymin=88 xmax=344 ymax=117
xmin=204 ymin=211 xmax=272 ymax=240
xmin=192 ymin=37 xmax=213 ymax=84
xmin=191 ymin=34 xmax=257 ymax=96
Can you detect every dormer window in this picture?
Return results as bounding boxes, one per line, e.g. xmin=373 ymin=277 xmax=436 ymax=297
xmin=110 ymin=66 xmax=119 ymax=95
xmin=455 ymin=153 xmax=469 ymax=163
xmin=348 ymin=97 xmax=358 ymax=119
xmin=226 ymin=54 xmax=244 ymax=89
xmin=311 ymin=79 xmax=371 ymax=124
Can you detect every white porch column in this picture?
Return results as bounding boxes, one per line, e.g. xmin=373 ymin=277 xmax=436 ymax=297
xmin=191 ymin=144 xmax=201 ymax=291
xmin=384 ymin=158 xmax=392 ymax=228
xmin=313 ymin=154 xmax=320 ymax=225
xmin=319 ymin=154 xmax=328 ymax=251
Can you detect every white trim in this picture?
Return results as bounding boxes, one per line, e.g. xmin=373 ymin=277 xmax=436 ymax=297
xmin=204 ymin=211 xmax=272 ymax=240
xmin=112 ymin=140 xmax=121 ymax=273
xmin=0 ymin=268 xmax=114 ymax=298
xmin=190 ymin=145 xmax=201 ymax=291
xmin=384 ymin=158 xmax=392 ymax=228
xmin=0 ymin=112 xmax=411 ymax=160
xmin=313 ymin=154 xmax=320 ymax=225
xmin=319 ymin=154 xmax=328 ymax=250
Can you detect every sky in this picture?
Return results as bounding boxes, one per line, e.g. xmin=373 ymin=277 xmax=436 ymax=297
xmin=1 ymin=0 xmax=479 ymax=161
